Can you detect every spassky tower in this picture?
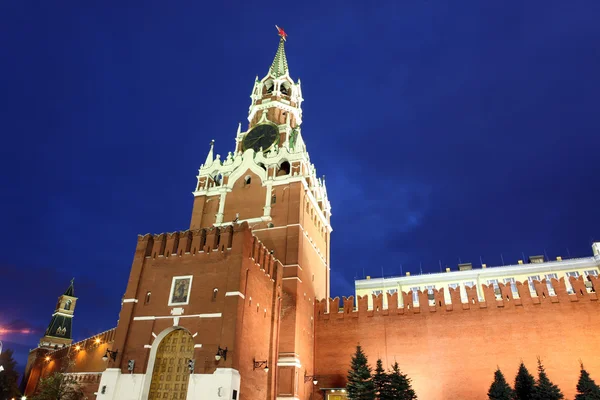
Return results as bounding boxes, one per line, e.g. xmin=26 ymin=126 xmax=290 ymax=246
xmin=190 ymin=26 xmax=332 ymax=399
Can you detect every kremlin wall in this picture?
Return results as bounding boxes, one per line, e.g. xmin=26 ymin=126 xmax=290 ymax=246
xmin=315 ymin=274 xmax=600 ymax=399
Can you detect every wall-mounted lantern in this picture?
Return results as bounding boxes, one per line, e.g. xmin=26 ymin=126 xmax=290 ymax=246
xmin=304 ymin=371 xmax=318 ymax=385
xmin=253 ymin=358 xmax=269 ymax=373
xmin=215 ymin=346 xmax=228 ymax=361
xmin=102 ymin=349 xmax=118 ymax=362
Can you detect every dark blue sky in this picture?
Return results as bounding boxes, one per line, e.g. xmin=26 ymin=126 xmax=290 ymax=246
xmin=1 ymin=1 xmax=600 ymax=372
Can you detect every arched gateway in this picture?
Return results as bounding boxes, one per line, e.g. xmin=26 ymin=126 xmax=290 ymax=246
xmin=148 ymin=329 xmax=194 ymax=400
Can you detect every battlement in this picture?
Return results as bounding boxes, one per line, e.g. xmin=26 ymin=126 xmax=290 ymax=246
xmin=137 ymin=223 xmax=243 ymax=258
xmin=317 ymin=275 xmax=599 ymax=319
xmin=135 ymin=222 xmax=280 ymax=281
xmin=248 ymin=233 xmax=281 ymax=281
xmin=45 ymin=327 xmax=117 ymax=360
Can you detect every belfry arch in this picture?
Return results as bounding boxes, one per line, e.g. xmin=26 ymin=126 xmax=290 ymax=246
xmin=145 ymin=328 xmax=194 ymax=400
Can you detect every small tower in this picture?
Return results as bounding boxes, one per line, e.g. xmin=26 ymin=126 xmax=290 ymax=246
xmin=39 ymin=279 xmax=77 ymax=350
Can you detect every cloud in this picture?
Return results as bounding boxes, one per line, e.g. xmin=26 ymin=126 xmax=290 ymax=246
xmin=0 ymin=319 xmax=41 ymax=335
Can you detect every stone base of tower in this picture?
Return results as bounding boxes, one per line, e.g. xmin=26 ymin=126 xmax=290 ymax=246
xmin=97 ymin=367 xmax=241 ymax=400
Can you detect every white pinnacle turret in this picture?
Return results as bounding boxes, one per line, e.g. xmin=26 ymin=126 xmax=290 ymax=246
xmin=204 ymin=140 xmax=215 ymax=167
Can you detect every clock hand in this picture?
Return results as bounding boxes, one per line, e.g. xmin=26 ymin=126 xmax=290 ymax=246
xmin=248 ymin=135 xmax=264 ymax=147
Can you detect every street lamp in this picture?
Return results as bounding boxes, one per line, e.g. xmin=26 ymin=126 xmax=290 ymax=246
xmin=304 ymin=371 xmax=318 ymax=385
xmin=253 ymin=359 xmax=269 ymax=373
xmin=102 ymin=349 xmax=118 ymax=362
xmin=215 ymin=346 xmax=228 ymax=361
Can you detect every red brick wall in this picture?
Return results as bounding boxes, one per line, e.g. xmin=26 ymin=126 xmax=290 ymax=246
xmin=223 ymin=171 xmax=268 ymax=223
xmin=96 ymin=222 xmax=283 ymax=400
xmin=315 ymin=276 xmax=600 ymax=400
xmin=236 ymin=234 xmax=283 ymax=400
xmin=109 ymin=223 xmax=279 ymax=377
xmin=23 ymin=329 xmax=116 ymax=396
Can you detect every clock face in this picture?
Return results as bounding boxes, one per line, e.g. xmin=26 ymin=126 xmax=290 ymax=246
xmin=242 ymin=124 xmax=279 ymax=152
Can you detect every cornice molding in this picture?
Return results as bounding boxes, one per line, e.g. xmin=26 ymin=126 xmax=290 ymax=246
xmin=355 ymin=256 xmax=600 ymax=289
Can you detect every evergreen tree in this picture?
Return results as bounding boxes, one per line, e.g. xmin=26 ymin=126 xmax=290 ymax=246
xmin=514 ymin=361 xmax=536 ymax=400
xmin=388 ymin=362 xmax=417 ymax=400
xmin=533 ymin=357 xmax=563 ymax=400
xmin=346 ymin=345 xmax=375 ymax=400
xmin=372 ymin=359 xmax=388 ymax=400
xmin=0 ymin=347 xmax=21 ymax=399
xmin=487 ymin=367 xmax=514 ymax=400
xmin=31 ymin=372 xmax=85 ymax=400
xmin=575 ymin=362 xmax=600 ymax=400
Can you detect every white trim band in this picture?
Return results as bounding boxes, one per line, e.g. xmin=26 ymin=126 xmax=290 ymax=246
xmin=225 ymin=291 xmax=246 ymax=299
xmin=133 ymin=313 xmax=222 ymax=321
xmin=51 ymin=312 xmax=74 ymax=318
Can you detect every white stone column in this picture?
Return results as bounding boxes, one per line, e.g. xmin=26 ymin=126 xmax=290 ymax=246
xmin=263 ymin=182 xmax=273 ymax=217
xmin=215 ymin=190 xmax=227 ymax=224
xmin=186 ymin=368 xmax=240 ymax=400
xmin=96 ymin=368 xmax=121 ymax=400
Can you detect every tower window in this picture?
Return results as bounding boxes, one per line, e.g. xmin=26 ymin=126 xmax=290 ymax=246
xmin=244 ymin=176 xmax=252 ymax=185
xmin=277 ymin=161 xmax=291 ymax=176
xmin=145 ymin=291 xmax=151 ymax=304
xmin=212 ymin=288 xmax=218 ymax=302
xmin=64 ymin=300 xmax=72 ymax=311
xmin=265 ymin=81 xmax=274 ymax=94
xmin=271 ymin=194 xmax=276 ymax=205
xmin=214 ymin=173 xmax=223 ymax=186
xmin=281 ymin=84 xmax=289 ymax=96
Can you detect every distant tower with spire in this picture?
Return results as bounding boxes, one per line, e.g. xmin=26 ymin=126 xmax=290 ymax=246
xmin=39 ymin=279 xmax=77 ymax=350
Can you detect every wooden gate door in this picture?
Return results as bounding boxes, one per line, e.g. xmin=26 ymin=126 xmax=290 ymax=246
xmin=148 ymin=329 xmax=194 ymax=400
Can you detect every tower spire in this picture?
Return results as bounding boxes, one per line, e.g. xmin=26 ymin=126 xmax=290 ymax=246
xmin=64 ymin=278 xmax=75 ymax=296
xmin=270 ymin=26 xmax=289 ymax=78
xmin=204 ymin=140 xmax=215 ymax=167
xmin=38 ymin=280 xmax=77 ymax=350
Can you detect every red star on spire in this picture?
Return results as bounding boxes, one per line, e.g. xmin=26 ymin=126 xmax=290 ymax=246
xmin=275 ymin=25 xmax=287 ymax=41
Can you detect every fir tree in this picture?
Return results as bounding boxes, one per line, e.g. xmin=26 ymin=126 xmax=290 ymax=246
xmin=575 ymin=362 xmax=600 ymax=400
xmin=388 ymin=362 xmax=417 ymax=400
xmin=346 ymin=345 xmax=375 ymax=400
xmin=533 ymin=357 xmax=563 ymax=400
xmin=372 ymin=359 xmax=388 ymax=400
xmin=514 ymin=361 xmax=536 ymax=400
xmin=488 ymin=367 xmax=514 ymax=400
xmin=0 ymin=347 xmax=21 ymax=399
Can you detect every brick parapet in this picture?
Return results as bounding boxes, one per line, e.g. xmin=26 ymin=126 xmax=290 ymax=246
xmin=317 ymin=276 xmax=599 ymax=319
xmin=23 ymin=328 xmax=117 ymax=396
xmin=315 ymin=275 xmax=600 ymax=399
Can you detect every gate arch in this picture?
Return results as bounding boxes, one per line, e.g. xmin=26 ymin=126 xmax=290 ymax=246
xmin=148 ymin=328 xmax=194 ymax=400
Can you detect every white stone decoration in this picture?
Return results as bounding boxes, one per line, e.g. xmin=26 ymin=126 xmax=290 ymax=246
xmin=96 ymin=327 xmax=241 ymax=400
xmin=192 ymin=37 xmax=332 ymax=234
xmin=170 ymin=307 xmax=184 ymax=316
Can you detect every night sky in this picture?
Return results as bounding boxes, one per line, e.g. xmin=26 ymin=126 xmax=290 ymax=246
xmin=1 ymin=1 xmax=600 ymax=374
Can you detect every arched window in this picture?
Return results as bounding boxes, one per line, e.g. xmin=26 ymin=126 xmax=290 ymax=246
xmin=277 ymin=161 xmax=291 ymax=176
xmin=212 ymin=288 xmax=218 ymax=302
xmin=64 ymin=300 xmax=72 ymax=311
xmin=214 ymin=173 xmax=223 ymax=186
xmin=264 ymin=81 xmax=274 ymax=95
xmin=244 ymin=176 xmax=252 ymax=185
